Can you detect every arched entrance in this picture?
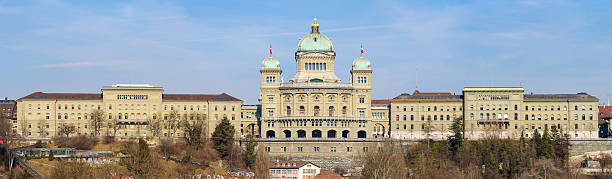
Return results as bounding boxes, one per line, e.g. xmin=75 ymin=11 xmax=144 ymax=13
xmin=297 ymin=130 xmax=306 ymax=138
xmin=357 ymin=130 xmax=367 ymax=138
xmin=342 ymin=130 xmax=349 ymax=138
xmin=312 ymin=130 xmax=322 ymax=138
xmin=327 ymin=130 xmax=337 ymax=138
xmin=283 ymin=130 xmax=291 ymax=138
xmin=266 ymin=130 xmax=275 ymax=138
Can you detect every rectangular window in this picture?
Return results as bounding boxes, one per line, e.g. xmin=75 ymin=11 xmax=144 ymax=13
xmin=359 ymin=97 xmax=365 ymax=103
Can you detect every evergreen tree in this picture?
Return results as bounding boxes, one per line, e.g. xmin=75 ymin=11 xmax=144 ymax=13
xmin=541 ymin=127 xmax=553 ymax=158
xmin=552 ymin=127 xmax=570 ymax=167
xmin=48 ymin=151 xmax=54 ymax=161
xmin=244 ymin=134 xmax=258 ymax=169
xmin=531 ymin=129 xmax=543 ymax=158
xmin=212 ymin=117 xmax=235 ymax=159
xmin=448 ymin=117 xmax=464 ymax=161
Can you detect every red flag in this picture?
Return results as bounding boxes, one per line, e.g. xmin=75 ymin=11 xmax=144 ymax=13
xmin=269 ymin=44 xmax=272 ymax=56
xmin=360 ymin=43 xmax=364 ymax=54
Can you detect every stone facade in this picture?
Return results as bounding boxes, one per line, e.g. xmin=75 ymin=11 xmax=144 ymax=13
xmin=16 ymin=84 xmax=243 ymax=140
xmin=391 ymin=87 xmax=599 ymax=140
xmin=259 ymin=19 xmax=379 ymax=140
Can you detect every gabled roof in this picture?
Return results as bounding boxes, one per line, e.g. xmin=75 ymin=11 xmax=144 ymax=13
xmin=315 ymin=170 xmax=343 ymax=179
xmin=19 ymin=92 xmax=102 ymax=101
xmin=162 ymin=93 xmax=241 ymax=101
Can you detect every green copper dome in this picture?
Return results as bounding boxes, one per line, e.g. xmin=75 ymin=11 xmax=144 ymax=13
xmin=297 ymin=18 xmax=334 ymax=52
xmin=262 ymin=56 xmax=280 ymax=68
xmin=352 ymin=56 xmax=371 ymax=69
xmin=298 ymin=33 xmax=334 ymax=52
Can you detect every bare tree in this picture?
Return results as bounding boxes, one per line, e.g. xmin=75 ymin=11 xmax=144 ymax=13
xmin=106 ymin=114 xmax=120 ymax=137
xmin=90 ymin=109 xmax=106 ymax=137
xmin=166 ymin=110 xmax=180 ymax=137
xmin=146 ymin=112 xmax=162 ymax=138
xmin=1 ymin=116 xmax=21 ymax=172
xmin=361 ymin=142 xmax=408 ymax=179
xmin=596 ymin=153 xmax=612 ymax=176
xmin=19 ymin=118 xmax=28 ymax=137
xmin=58 ymin=124 xmax=76 ymax=137
xmin=254 ymin=145 xmax=271 ymax=179
xmin=37 ymin=120 xmax=48 ymax=138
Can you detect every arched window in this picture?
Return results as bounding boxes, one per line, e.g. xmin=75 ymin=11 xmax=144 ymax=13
xmin=342 ymin=106 xmax=347 ymax=116
xmin=286 ymin=106 xmax=291 ymax=116
xmin=299 ymin=106 xmax=305 ymax=115
xmin=328 ymin=106 xmax=334 ymax=116
xmin=314 ymin=106 xmax=320 ymax=116
xmin=410 ymin=115 xmax=414 ymax=120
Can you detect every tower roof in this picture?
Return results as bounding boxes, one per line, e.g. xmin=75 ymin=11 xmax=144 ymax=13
xmin=297 ymin=18 xmax=333 ymax=52
xmin=352 ymin=56 xmax=371 ymax=69
xmin=262 ymin=56 xmax=280 ymax=68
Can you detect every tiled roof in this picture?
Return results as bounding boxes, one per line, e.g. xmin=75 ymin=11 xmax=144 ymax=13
xmin=392 ymin=90 xmax=462 ymax=101
xmin=371 ymin=99 xmax=390 ymax=105
xmin=315 ymin=170 xmax=343 ymax=179
xmin=0 ymin=102 xmax=17 ymax=119
xmin=162 ymin=93 xmax=241 ymax=101
xmin=19 ymin=92 xmax=102 ymax=100
xmin=524 ymin=93 xmax=598 ymax=101
xmin=599 ymin=106 xmax=612 ymax=124
xmin=412 ymin=90 xmax=452 ymax=95
xmin=270 ymin=161 xmax=314 ymax=169
xmin=19 ymin=92 xmax=241 ymax=102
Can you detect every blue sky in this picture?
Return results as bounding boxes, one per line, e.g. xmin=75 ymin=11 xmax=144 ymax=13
xmin=1 ymin=0 xmax=611 ymax=104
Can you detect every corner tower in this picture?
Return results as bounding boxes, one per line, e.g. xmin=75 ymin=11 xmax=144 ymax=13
xmin=261 ymin=45 xmax=282 ymax=88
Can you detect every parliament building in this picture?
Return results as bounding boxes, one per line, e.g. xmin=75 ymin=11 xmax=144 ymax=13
xmin=14 ymin=20 xmax=599 ymax=159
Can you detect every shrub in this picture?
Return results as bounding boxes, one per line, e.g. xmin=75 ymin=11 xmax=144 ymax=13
xmin=53 ymin=135 xmax=98 ymax=150
xmin=48 ymin=151 xmax=55 ymax=161
xmin=33 ymin=140 xmax=46 ymax=148
xmin=103 ymin=135 xmax=115 ymax=144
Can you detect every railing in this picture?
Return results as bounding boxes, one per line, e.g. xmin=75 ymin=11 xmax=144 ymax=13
xmin=264 ymin=116 xmax=368 ymax=121
xmin=280 ymin=82 xmax=354 ymax=89
xmin=254 ymin=137 xmax=391 ymax=142
xmin=477 ymin=119 xmax=510 ymax=124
